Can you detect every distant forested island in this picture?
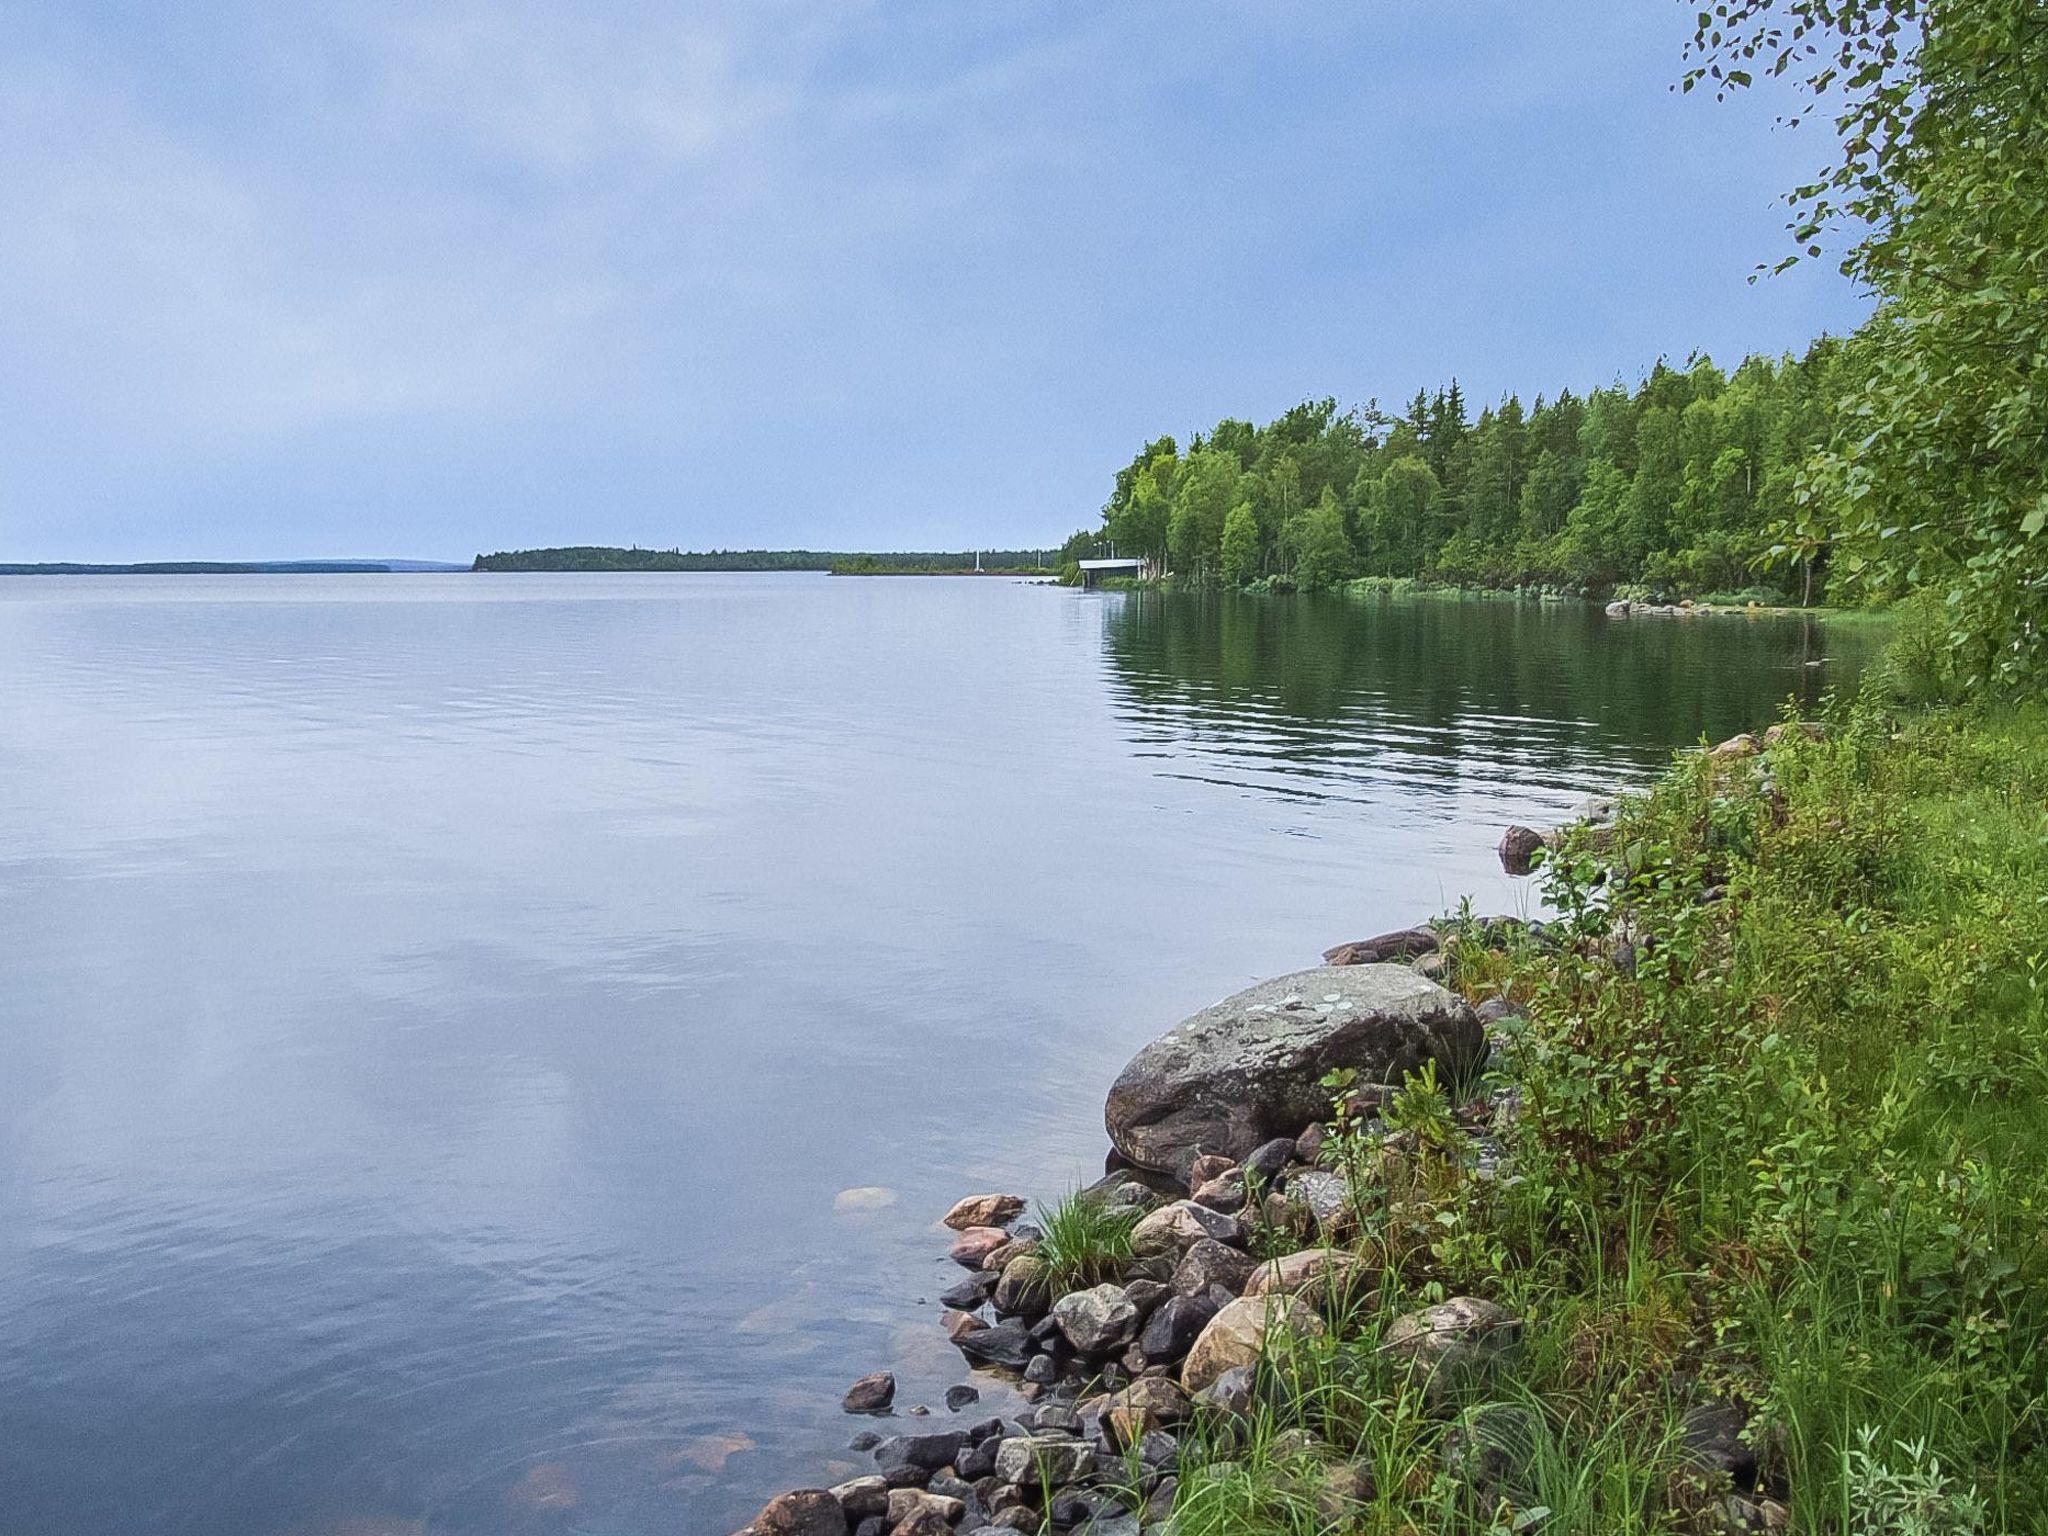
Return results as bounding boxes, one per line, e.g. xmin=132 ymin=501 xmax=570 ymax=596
xmin=1060 ymin=342 xmax=1850 ymax=603
xmin=472 ymin=547 xmax=1052 ymax=574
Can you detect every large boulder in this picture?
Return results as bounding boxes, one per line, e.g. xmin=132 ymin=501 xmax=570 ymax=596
xmin=1106 ymin=966 xmax=1482 ymax=1180
xmin=1180 ymin=1294 xmax=1323 ymax=1393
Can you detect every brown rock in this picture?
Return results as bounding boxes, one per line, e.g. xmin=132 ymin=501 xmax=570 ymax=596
xmin=1187 ymin=1153 xmax=1238 ymax=1188
xmin=948 ymin=1226 xmax=1010 ymax=1268
xmin=942 ymin=1309 xmax=987 ymax=1342
xmin=753 ymin=1490 xmax=848 ymax=1536
xmin=841 ymin=1371 xmax=895 ymax=1414
xmin=1244 ymin=1248 xmax=1367 ymax=1305
xmin=1180 ymin=1294 xmax=1323 ymax=1393
xmin=942 ymin=1193 xmax=1027 ymax=1231
xmin=1498 ymin=825 xmax=1548 ymax=875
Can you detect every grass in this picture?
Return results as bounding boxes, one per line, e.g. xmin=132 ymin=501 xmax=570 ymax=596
xmin=1162 ymin=659 xmax=2048 ymax=1532
xmin=1036 ymin=1190 xmax=1142 ymax=1291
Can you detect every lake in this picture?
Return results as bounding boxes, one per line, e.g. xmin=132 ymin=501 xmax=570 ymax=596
xmin=0 ymin=574 xmax=1868 ymax=1535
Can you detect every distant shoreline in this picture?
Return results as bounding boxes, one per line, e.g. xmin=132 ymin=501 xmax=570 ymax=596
xmin=0 ymin=560 xmax=467 ymax=575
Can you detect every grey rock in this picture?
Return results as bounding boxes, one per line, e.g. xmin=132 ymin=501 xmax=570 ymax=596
xmin=1022 ymin=1353 xmax=1057 ymax=1384
xmin=1031 ymin=1404 xmax=1084 ymax=1436
xmin=957 ymin=1319 xmax=1034 ymax=1370
xmin=1196 ymin=1364 xmax=1256 ymax=1418
xmin=1105 ymin=965 xmax=1483 ymax=1180
xmin=873 ymin=1430 xmax=968 ymax=1475
xmin=1053 ymin=1284 xmax=1139 ymax=1356
xmin=954 ymin=1437 xmax=999 ymax=1479
xmin=1171 ymin=1238 xmax=1255 ymax=1300
xmin=848 ymin=1429 xmax=882 ymax=1453
xmin=1190 ymin=1171 xmax=1246 ymax=1213
xmin=1285 ymin=1168 xmax=1353 ymax=1232
xmin=940 ymin=1271 xmax=1000 ymax=1310
xmin=994 ymin=1434 xmax=1094 ymax=1489
xmin=1242 ymin=1137 xmax=1297 ymax=1184
xmin=946 ymin=1384 xmax=981 ymax=1411
xmin=853 ymin=1516 xmax=886 ymax=1536
xmin=1121 ymin=1278 xmax=1169 ymax=1318
xmin=1138 ymin=1293 xmax=1216 ymax=1363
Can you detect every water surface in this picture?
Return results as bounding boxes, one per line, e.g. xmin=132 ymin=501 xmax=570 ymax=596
xmin=0 ymin=575 xmax=1866 ymax=1535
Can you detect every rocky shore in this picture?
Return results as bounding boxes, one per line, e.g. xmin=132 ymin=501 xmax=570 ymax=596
xmin=735 ymin=750 xmax=1804 ymax=1536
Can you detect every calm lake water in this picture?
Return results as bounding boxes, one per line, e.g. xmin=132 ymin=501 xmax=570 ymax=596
xmin=0 ymin=574 xmax=1868 ymax=1535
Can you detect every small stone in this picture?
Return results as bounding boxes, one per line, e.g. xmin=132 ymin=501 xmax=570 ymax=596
xmin=1181 ymin=1295 xmax=1324 ymax=1393
xmin=950 ymin=1227 xmax=1011 ymax=1268
xmin=981 ymin=1237 xmax=1039 ymax=1273
xmin=943 ymin=1309 xmax=987 ymax=1343
xmin=1314 ymin=1461 xmax=1373 ymax=1519
xmin=1242 ymin=1137 xmax=1296 ymax=1184
xmin=1143 ymin=1477 xmax=1177 ymax=1525
xmin=1293 ymin=1123 xmax=1327 ymax=1162
xmin=1708 ymin=733 xmax=1761 ymax=760
xmin=848 ymin=1430 xmax=881 ymax=1453
xmin=1022 ymin=1353 xmax=1056 ymax=1384
xmin=1186 ymin=1154 xmax=1238 ymax=1188
xmin=1051 ymin=1284 xmax=1139 ymax=1356
xmin=944 ymin=1384 xmax=981 ymax=1411
xmin=842 ymin=1372 xmax=896 ymax=1414
xmin=1682 ymin=1400 xmax=1758 ymax=1491
xmin=853 ymin=1515 xmax=886 ymax=1536
xmin=1121 ymin=1278 xmax=1169 ymax=1318
xmin=944 ymin=1194 xmax=1028 ymax=1231
xmin=1284 ymin=1169 xmax=1353 ymax=1234
xmin=1032 ymin=1404 xmax=1083 ymax=1435
xmin=1190 ymin=1172 xmax=1246 ymax=1213
xmin=753 ymin=1490 xmax=848 ymax=1536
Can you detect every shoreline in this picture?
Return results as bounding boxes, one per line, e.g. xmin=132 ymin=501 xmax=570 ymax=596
xmin=728 ymin=775 xmax=1783 ymax=1536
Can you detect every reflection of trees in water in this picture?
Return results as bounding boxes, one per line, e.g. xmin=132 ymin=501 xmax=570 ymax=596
xmin=1102 ymin=593 xmax=1868 ymax=776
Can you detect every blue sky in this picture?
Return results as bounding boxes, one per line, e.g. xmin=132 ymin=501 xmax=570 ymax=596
xmin=0 ymin=1 xmax=1868 ymax=562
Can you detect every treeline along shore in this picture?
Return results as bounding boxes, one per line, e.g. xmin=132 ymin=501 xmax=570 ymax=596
xmin=470 ymin=547 xmax=1054 ymax=575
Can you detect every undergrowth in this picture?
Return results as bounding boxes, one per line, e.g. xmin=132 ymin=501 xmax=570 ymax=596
xmin=1171 ymin=684 xmax=2048 ymax=1533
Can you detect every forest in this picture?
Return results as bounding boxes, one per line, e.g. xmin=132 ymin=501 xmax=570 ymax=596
xmin=1064 ymin=344 xmax=1849 ymax=604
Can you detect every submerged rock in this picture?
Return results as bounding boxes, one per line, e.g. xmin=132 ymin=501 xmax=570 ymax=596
xmin=1104 ymin=965 xmax=1483 ymax=1180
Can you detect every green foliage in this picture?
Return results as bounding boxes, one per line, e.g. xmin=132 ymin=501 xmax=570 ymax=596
xmin=1692 ymin=0 xmax=2048 ymax=691
xmin=1161 ymin=699 xmax=2048 ymax=1533
xmin=1034 ymin=1190 xmax=1140 ymax=1291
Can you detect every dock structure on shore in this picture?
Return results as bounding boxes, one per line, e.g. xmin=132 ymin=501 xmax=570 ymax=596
xmin=1076 ymin=557 xmax=1145 ymax=588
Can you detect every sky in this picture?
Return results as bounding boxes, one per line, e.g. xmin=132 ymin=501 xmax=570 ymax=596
xmin=0 ymin=1 xmax=1871 ymax=564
